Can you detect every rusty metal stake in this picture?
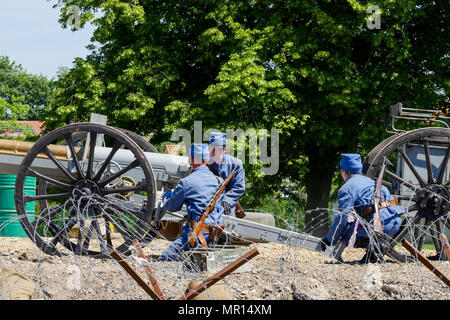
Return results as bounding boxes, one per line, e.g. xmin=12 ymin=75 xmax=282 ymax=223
xmin=179 ymin=247 xmax=259 ymax=300
xmin=439 ymin=233 xmax=450 ymax=261
xmin=131 ymin=239 xmax=165 ymax=300
xmin=401 ymin=239 xmax=450 ymax=288
xmin=109 ymin=248 xmax=162 ymax=300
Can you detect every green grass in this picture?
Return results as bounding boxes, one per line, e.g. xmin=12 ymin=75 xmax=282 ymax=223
xmin=395 ymin=242 xmax=436 ymax=250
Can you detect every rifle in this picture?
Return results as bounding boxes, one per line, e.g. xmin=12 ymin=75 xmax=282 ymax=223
xmin=207 ymin=162 xmax=246 ymax=219
xmin=373 ymin=156 xmax=387 ymax=236
xmin=188 ymin=167 xmax=237 ymax=247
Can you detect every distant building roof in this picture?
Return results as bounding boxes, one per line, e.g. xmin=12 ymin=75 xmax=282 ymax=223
xmin=16 ymin=121 xmax=45 ymax=134
xmin=0 ymin=121 xmax=45 ymax=137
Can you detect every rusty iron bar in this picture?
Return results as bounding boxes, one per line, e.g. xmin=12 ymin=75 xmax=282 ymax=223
xmin=131 ymin=239 xmax=165 ymax=300
xmin=179 ymin=247 xmax=259 ymax=300
xmin=439 ymin=233 xmax=450 ymax=261
xmin=401 ymin=239 xmax=450 ymax=288
xmin=109 ymin=248 xmax=162 ymax=300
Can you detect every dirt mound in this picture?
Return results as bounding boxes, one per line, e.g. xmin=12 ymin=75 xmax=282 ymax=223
xmin=0 ymin=237 xmax=448 ymax=300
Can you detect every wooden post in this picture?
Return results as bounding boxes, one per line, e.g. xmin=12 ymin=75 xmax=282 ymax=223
xmin=439 ymin=233 xmax=450 ymax=261
xmin=179 ymin=248 xmax=259 ymax=300
xmin=401 ymin=239 xmax=450 ymax=288
xmin=109 ymin=248 xmax=162 ymax=300
xmin=131 ymin=239 xmax=165 ymax=300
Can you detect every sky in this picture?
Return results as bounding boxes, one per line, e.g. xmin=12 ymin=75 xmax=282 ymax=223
xmin=0 ymin=0 xmax=95 ymax=79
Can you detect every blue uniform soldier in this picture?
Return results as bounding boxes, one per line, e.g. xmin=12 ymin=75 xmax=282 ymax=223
xmin=158 ymin=143 xmax=225 ymax=261
xmin=207 ymin=132 xmax=246 ymax=217
xmin=322 ymin=154 xmax=405 ymax=263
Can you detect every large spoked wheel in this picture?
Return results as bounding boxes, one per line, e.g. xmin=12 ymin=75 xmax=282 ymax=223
xmin=364 ymin=127 xmax=450 ymax=261
xmin=14 ymin=123 xmax=156 ymax=258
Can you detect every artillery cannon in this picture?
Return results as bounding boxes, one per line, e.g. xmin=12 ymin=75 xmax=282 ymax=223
xmin=0 ymin=120 xmax=343 ymax=260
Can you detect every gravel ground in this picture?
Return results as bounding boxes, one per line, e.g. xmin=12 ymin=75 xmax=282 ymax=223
xmin=0 ymin=236 xmax=449 ymax=300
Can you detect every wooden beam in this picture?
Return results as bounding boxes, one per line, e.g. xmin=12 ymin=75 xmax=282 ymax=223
xmin=179 ymin=248 xmax=259 ymax=300
xmin=131 ymin=239 xmax=165 ymax=300
xmin=439 ymin=233 xmax=450 ymax=261
xmin=109 ymin=248 xmax=162 ymax=300
xmin=401 ymin=239 xmax=450 ymax=288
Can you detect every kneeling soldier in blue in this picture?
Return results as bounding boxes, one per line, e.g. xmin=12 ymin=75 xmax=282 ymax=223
xmin=322 ymin=154 xmax=405 ymax=263
xmin=158 ymin=143 xmax=225 ymax=261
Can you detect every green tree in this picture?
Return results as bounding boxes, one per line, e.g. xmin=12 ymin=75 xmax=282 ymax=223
xmin=0 ymin=56 xmax=54 ymax=121
xmin=48 ymin=0 xmax=448 ymax=236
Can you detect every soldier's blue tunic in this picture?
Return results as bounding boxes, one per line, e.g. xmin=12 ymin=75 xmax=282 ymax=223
xmin=207 ymin=154 xmax=245 ymax=214
xmin=326 ymin=174 xmax=404 ymax=245
xmin=159 ymin=165 xmax=225 ymax=261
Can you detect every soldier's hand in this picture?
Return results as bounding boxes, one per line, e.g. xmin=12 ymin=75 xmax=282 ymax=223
xmin=222 ymin=202 xmax=232 ymax=215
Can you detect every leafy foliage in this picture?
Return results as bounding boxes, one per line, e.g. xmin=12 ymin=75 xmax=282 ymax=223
xmin=47 ymin=0 xmax=448 ymax=232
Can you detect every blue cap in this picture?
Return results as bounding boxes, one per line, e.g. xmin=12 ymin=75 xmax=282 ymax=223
xmin=338 ymin=154 xmax=362 ymax=174
xmin=209 ymin=132 xmax=226 ymax=147
xmin=190 ymin=143 xmax=209 ymax=160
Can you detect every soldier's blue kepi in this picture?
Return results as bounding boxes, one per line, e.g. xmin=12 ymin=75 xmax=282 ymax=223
xmin=190 ymin=143 xmax=209 ymax=160
xmin=209 ymin=132 xmax=226 ymax=146
xmin=338 ymin=153 xmax=362 ymax=174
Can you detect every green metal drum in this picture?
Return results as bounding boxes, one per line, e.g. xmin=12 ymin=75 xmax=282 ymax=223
xmin=0 ymin=174 xmax=36 ymax=237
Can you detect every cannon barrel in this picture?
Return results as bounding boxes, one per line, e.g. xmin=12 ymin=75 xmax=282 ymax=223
xmin=0 ymin=138 xmax=190 ymax=189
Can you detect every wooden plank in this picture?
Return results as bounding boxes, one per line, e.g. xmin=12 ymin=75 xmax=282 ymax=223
xmin=131 ymin=239 xmax=165 ymax=300
xmin=439 ymin=233 xmax=450 ymax=261
xmin=179 ymin=248 xmax=259 ymax=300
xmin=401 ymin=239 xmax=450 ymax=288
xmin=109 ymin=248 xmax=162 ymax=300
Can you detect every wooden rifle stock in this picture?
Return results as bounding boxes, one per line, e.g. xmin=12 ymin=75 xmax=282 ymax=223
xmin=235 ymin=202 xmax=246 ymax=218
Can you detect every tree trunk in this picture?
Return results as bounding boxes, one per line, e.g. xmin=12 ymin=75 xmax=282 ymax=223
xmin=304 ymin=152 xmax=337 ymax=237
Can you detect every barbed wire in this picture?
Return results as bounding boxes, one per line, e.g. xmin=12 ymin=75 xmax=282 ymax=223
xmin=0 ymin=179 xmax=449 ymax=300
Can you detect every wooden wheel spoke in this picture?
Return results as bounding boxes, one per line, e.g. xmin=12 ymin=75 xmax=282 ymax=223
xmin=27 ymin=169 xmax=72 ymax=190
xmin=398 ymin=147 xmax=426 ymax=187
xmin=81 ymin=221 xmax=95 ymax=253
xmin=75 ymin=218 xmax=89 ymax=255
xmin=384 ymin=169 xmax=416 ymax=190
xmin=390 ymin=213 xmax=422 ymax=247
xmin=104 ymin=218 xmax=113 ymax=247
xmin=423 ymin=139 xmax=434 ymax=184
xmin=49 ymin=210 xmax=77 ymax=248
xmin=429 ymin=220 xmax=442 ymax=256
xmin=385 ymin=158 xmax=397 ymax=173
xmin=42 ymin=146 xmax=77 ymax=182
xmin=31 ymin=204 xmax=65 ymax=230
xmin=64 ymin=133 xmax=85 ymax=180
xmin=93 ymin=140 xmax=123 ymax=181
xmin=92 ymin=219 xmax=108 ymax=254
xmin=382 ymin=181 xmax=392 ymax=189
xmin=416 ymin=217 xmax=432 ymax=251
xmin=24 ymin=192 xmax=71 ymax=203
xmin=406 ymin=203 xmax=420 ymax=212
xmin=436 ymin=143 xmax=450 ymax=184
xmin=396 ymin=194 xmax=416 ymax=201
xmin=103 ymin=209 xmax=133 ymax=239
xmin=86 ymin=131 xmax=98 ymax=179
xmin=99 ymin=159 xmax=140 ymax=187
